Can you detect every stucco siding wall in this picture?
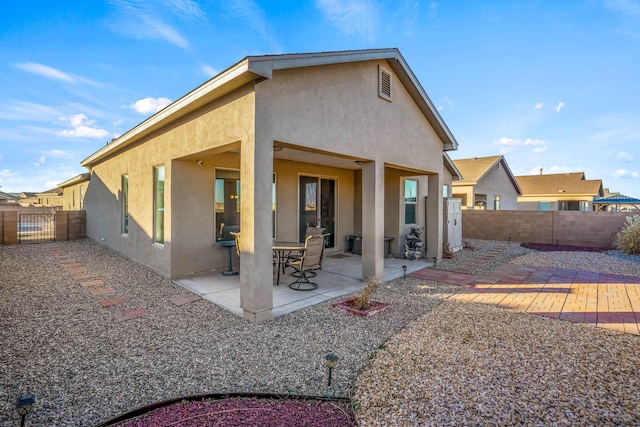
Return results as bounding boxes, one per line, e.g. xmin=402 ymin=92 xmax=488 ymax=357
xmin=61 ymin=181 xmax=89 ymax=210
xmin=85 ymin=86 xmax=256 ymax=277
xmin=255 ymin=61 xmax=445 ymax=175
xmin=462 ymin=210 xmax=629 ymax=248
xmin=474 ymin=167 xmax=519 ymax=210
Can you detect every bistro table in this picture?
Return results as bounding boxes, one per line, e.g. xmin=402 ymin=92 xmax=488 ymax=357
xmin=272 ymin=241 xmax=305 ymax=286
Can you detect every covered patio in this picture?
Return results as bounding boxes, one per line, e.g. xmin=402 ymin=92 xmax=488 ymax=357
xmin=175 ymin=252 xmax=432 ymax=317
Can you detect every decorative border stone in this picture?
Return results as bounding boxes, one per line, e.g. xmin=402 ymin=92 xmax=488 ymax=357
xmin=332 ymin=297 xmax=389 ymax=317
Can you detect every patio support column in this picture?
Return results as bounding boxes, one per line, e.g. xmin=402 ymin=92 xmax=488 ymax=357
xmin=426 ymin=173 xmax=443 ymax=260
xmin=361 ymin=160 xmax=385 ymax=280
xmin=239 ymin=137 xmax=273 ymax=322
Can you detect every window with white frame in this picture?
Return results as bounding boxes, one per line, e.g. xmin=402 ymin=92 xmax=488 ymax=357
xmin=404 ymin=179 xmax=417 ymax=224
xmin=153 ymin=166 xmax=165 ymax=244
xmin=494 ymin=195 xmax=501 ymax=210
xmin=122 ymin=175 xmax=129 ymax=234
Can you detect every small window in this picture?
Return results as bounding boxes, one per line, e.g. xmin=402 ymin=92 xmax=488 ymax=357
xmin=153 ymin=166 xmax=165 ymax=244
xmin=80 ymin=185 xmax=84 ymax=210
xmin=443 ymin=184 xmax=449 ymax=198
xmin=404 ymin=179 xmax=417 ymax=224
xmin=494 ymin=195 xmax=501 ymax=210
xmin=122 ymin=175 xmax=129 ymax=234
xmin=378 ymin=65 xmax=392 ymax=101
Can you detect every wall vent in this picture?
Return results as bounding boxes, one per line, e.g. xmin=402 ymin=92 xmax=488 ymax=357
xmin=378 ymin=66 xmax=392 ymax=101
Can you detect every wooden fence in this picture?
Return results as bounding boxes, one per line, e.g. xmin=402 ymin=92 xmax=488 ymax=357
xmin=0 ymin=207 xmax=85 ymax=244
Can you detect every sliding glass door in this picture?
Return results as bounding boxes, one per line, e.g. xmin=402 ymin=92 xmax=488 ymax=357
xmin=299 ymin=176 xmax=336 ymax=248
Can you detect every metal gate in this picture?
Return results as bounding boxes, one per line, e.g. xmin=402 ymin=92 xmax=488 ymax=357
xmin=18 ymin=213 xmax=56 ymax=243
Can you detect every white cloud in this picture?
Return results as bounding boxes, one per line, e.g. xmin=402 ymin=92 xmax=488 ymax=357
xmin=31 ymin=156 xmax=46 ymax=167
xmin=555 ymin=101 xmax=565 ymax=112
xmin=44 ymin=149 xmax=73 ymax=159
xmin=15 ymin=63 xmax=103 ymax=87
xmin=523 ymin=138 xmax=545 ymax=146
xmin=163 ymin=0 xmax=205 ymax=21
xmin=0 ymin=101 xmax=62 ymax=122
xmin=225 ymin=0 xmax=282 ymax=52
xmin=57 ymin=114 xmax=110 ymax=139
xmin=130 ymin=97 xmax=173 ymax=115
xmin=612 ymin=168 xmax=639 ymax=178
xmin=107 ymin=0 xmax=190 ymax=50
xmin=617 ymin=151 xmax=634 ymax=161
xmin=494 ymin=137 xmax=547 ymax=154
xmin=534 ymin=102 xmax=544 ymax=109
xmin=316 ymin=0 xmax=379 ymax=41
xmin=201 ymin=64 xmax=218 ymax=77
xmin=16 ymin=62 xmax=75 ymax=83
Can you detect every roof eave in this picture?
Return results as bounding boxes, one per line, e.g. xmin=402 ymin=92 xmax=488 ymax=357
xmin=443 ymin=152 xmax=462 ymax=180
xmin=81 ymin=59 xmax=264 ymax=167
xmin=82 ymin=48 xmax=459 ymax=166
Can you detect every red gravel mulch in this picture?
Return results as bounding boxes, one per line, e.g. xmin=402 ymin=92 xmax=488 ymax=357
xmin=108 ymin=397 xmax=356 ymax=427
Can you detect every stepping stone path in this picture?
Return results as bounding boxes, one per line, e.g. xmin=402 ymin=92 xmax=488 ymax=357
xmin=46 ymin=244 xmax=201 ymax=321
xmin=47 ymin=245 xmax=146 ymax=321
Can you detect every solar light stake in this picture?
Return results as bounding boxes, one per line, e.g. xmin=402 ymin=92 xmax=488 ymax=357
xmin=325 ymin=352 xmax=338 ymax=386
xmin=16 ymin=393 xmax=35 ymax=427
xmin=402 ymin=265 xmax=407 ymax=279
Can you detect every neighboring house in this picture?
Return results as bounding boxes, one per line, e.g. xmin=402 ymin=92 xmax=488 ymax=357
xmin=80 ymin=48 xmax=459 ymax=321
xmin=34 ymin=188 xmax=63 ymax=207
xmin=594 ymin=189 xmax=640 ymax=212
xmin=451 ymin=155 xmax=521 ymax=210
xmin=58 ymin=173 xmax=90 ymax=210
xmin=516 ymin=172 xmax=604 ymax=211
xmin=0 ymin=191 xmax=19 ymax=203
xmin=18 ymin=192 xmax=38 ymax=205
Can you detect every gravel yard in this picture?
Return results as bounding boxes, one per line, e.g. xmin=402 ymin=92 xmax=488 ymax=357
xmin=1 ymin=238 xmax=639 ymax=426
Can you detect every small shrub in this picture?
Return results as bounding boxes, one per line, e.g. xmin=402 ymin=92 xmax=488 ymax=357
xmin=615 ymin=215 xmax=640 ymax=254
xmin=351 ymin=277 xmax=380 ymax=311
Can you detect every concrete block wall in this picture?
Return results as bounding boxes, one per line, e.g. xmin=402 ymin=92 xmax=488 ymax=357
xmin=462 ymin=210 xmax=632 ymax=248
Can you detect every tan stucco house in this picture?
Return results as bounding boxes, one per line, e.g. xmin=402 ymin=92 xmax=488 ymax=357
xmin=80 ymin=48 xmax=459 ymax=321
xmin=516 ymin=172 xmax=604 ymax=211
xmin=451 ymin=155 xmax=521 ymax=210
xmin=58 ymin=173 xmax=90 ymax=210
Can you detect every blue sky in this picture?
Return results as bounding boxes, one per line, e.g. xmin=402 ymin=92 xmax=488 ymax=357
xmin=1 ymin=0 xmax=639 ymax=197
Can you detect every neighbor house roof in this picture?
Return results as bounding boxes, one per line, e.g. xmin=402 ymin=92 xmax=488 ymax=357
xmin=82 ymin=48 xmax=458 ymax=167
xmin=0 ymin=190 xmax=19 ymax=202
xmin=58 ymin=173 xmax=90 ymax=188
xmin=36 ymin=188 xmax=63 ymax=197
xmin=594 ymin=194 xmax=640 ymax=204
xmin=515 ymin=172 xmax=604 ymax=197
xmin=452 ymin=155 xmax=521 ymax=194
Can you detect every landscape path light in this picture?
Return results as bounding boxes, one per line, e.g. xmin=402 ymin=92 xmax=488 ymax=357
xmin=325 ymin=352 xmax=338 ymax=386
xmin=16 ymin=392 xmax=35 ymax=427
xmin=402 ymin=265 xmax=407 ymax=279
